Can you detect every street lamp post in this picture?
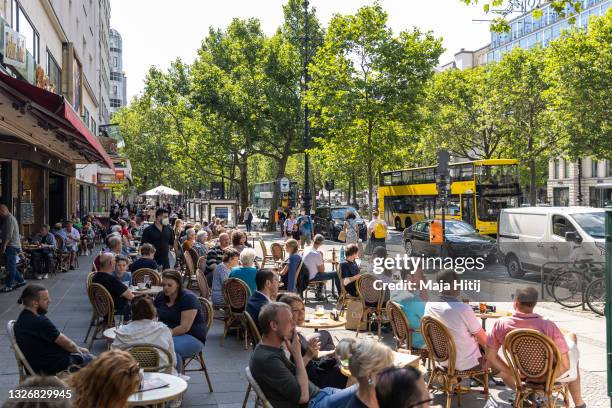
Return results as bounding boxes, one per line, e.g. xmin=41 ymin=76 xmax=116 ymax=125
xmin=302 ymin=0 xmax=312 ymax=214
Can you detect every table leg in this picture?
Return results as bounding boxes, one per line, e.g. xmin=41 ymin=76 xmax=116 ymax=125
xmin=481 ymin=318 xmax=486 ymax=330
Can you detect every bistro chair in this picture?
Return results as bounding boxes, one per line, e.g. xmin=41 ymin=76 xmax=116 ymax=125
xmin=355 ymin=274 xmax=387 ymax=339
xmin=132 ymin=268 xmax=161 ymax=286
xmin=121 ymin=343 xmax=174 ymax=374
xmin=241 ymin=311 xmax=263 ymax=407
xmin=196 ymin=255 xmax=208 ymax=275
xmin=86 ymin=283 xmax=115 ymax=350
xmin=258 ymin=239 xmax=274 ymax=268
xmin=221 ymin=278 xmax=250 ymax=349
xmin=182 ymin=297 xmax=214 ymax=392
xmin=243 ymin=366 xmax=274 ymax=408
xmin=181 ymin=249 xmax=198 ymax=289
xmin=503 ymin=329 xmax=570 ymax=408
xmin=336 ymin=267 xmax=360 ymax=316
xmin=7 ymin=320 xmax=35 ymax=383
xmin=83 ymin=272 xmax=96 ymax=343
xmin=54 ymin=235 xmax=70 ymax=273
xmin=196 ymin=270 xmax=212 ymax=300
xmin=386 ymin=301 xmax=429 ymax=368
xmin=420 ymin=315 xmax=489 ymax=408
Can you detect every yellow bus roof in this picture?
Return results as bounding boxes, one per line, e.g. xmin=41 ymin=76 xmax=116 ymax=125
xmin=380 ymin=158 xmax=518 ymax=174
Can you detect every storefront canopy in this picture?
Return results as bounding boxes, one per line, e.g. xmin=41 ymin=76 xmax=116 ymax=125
xmin=0 ymin=71 xmax=114 ymax=169
xmin=141 ymin=185 xmax=181 ymax=196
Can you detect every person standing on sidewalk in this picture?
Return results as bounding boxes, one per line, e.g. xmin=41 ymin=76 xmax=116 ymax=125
xmin=297 ymin=208 xmax=313 ymax=249
xmin=0 ymin=204 xmax=26 ymax=292
xmin=141 ymin=208 xmax=174 ymax=270
xmin=367 ymin=210 xmax=388 ymax=253
xmin=244 ymin=207 xmax=253 ymax=233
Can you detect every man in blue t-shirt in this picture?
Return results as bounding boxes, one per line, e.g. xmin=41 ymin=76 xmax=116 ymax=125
xmin=14 ymin=284 xmax=93 ymax=375
xmin=297 ymin=208 xmax=313 ymax=249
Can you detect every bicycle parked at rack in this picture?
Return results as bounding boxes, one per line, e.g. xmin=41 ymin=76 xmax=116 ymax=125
xmin=549 ymin=259 xmax=605 ymax=315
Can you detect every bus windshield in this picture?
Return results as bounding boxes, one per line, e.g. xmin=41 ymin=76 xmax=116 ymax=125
xmin=477 ymin=164 xmax=518 ymax=186
xmin=477 ymin=196 xmax=519 ymax=222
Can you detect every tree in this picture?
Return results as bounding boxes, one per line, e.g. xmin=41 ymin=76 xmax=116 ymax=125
xmin=308 ymin=3 xmax=443 ymax=208
xmin=422 ymin=67 xmax=509 ymax=160
xmin=545 ymin=9 xmax=612 ymax=159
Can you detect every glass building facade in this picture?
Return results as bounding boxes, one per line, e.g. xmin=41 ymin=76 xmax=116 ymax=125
xmin=487 ymin=0 xmax=610 ymax=63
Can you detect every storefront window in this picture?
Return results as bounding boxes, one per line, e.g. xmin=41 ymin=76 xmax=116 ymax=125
xmin=47 ymin=51 xmax=61 ymax=94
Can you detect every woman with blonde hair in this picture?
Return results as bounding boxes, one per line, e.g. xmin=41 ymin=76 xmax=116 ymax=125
xmin=336 ymin=338 xmax=395 ymax=408
xmin=67 ymin=349 xmax=141 ymax=408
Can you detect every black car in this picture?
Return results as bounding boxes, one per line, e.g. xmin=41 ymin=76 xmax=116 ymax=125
xmin=313 ymin=206 xmax=367 ymax=242
xmin=402 ymin=219 xmax=497 ymax=262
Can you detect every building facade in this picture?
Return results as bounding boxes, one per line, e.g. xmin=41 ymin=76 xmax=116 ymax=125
xmin=548 ymin=158 xmax=612 ymax=207
xmin=438 ymin=45 xmax=489 ymax=71
xmin=109 ymin=28 xmax=126 ymax=116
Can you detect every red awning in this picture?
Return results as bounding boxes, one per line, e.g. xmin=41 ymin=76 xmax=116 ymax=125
xmin=0 ymin=71 xmax=114 ymax=169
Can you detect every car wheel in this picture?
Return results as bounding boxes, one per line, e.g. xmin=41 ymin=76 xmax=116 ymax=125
xmin=404 ymin=239 xmax=414 ymax=256
xmin=394 ymin=217 xmax=403 ymax=231
xmin=404 ymin=218 xmax=412 ymax=229
xmin=506 ymin=254 xmax=524 ymax=278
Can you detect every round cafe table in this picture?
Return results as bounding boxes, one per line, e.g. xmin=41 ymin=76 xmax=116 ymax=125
xmin=475 ymin=311 xmax=511 ymax=329
xmin=128 ymin=372 xmax=187 ymax=408
xmin=130 ymin=285 xmax=163 ymax=297
xmin=299 ymin=314 xmax=346 ymax=332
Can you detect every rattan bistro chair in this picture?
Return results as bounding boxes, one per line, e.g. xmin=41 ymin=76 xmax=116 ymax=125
xmin=7 ymin=320 xmax=35 ymax=382
xmin=503 ymin=329 xmax=570 ymax=408
xmin=86 ymin=283 xmax=115 ymax=350
xmin=355 ymin=274 xmax=387 ymax=338
xmin=241 ymin=311 xmax=263 ymax=408
xmin=182 ymin=297 xmax=214 ymax=392
xmin=196 ymin=270 xmax=212 ymax=300
xmin=121 ymin=343 xmax=174 ymax=374
xmin=336 ymin=267 xmax=359 ymax=315
xmin=386 ymin=301 xmax=428 ymax=367
xmin=221 ymin=278 xmax=250 ymax=348
xmin=244 ymin=366 xmax=274 ymax=408
xmin=420 ymin=316 xmax=489 ymax=408
xmin=132 ymin=268 xmax=161 ymax=286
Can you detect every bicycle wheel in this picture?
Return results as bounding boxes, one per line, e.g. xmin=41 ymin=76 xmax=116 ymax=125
xmin=552 ymin=271 xmax=584 ymax=308
xmin=585 ymin=278 xmax=605 ymax=316
xmin=546 ymin=266 xmax=567 ymax=299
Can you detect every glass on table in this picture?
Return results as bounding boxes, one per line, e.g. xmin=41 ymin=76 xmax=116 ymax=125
xmin=115 ymin=315 xmax=124 ymax=329
xmin=144 ymin=274 xmax=151 ymax=288
xmin=315 ymin=305 xmax=325 ymax=318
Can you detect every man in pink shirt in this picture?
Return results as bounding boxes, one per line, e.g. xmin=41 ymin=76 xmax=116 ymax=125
xmin=486 ymin=287 xmax=585 ymax=408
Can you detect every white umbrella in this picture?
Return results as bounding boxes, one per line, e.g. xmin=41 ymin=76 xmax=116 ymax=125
xmin=141 ymin=185 xmax=181 ymax=196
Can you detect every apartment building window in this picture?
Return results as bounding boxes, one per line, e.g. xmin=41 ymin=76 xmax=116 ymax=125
xmin=563 ymin=159 xmax=570 ymax=179
xmin=592 ymin=160 xmax=598 ymax=177
xmin=46 ymin=51 xmax=61 ymax=93
xmin=82 ymin=107 xmax=90 ymax=128
xmin=12 ymin=1 xmax=40 ymax=63
xmin=553 ymin=159 xmax=560 ymax=179
xmin=110 ymin=98 xmax=122 ymax=108
xmin=606 ymin=160 xmax=611 ymax=177
xmin=113 ymin=57 xmax=118 ymax=67
xmin=91 ymin=119 xmax=97 ymax=136
xmin=112 ymin=85 xmax=117 ymax=95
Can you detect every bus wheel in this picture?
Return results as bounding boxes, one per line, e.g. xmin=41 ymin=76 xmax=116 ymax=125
xmin=506 ymin=254 xmax=524 ymax=278
xmin=404 ymin=239 xmax=414 ymax=256
xmin=394 ymin=217 xmax=402 ymax=231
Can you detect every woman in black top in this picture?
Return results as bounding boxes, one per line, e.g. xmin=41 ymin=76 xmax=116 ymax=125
xmin=154 ymin=269 xmax=207 ymax=372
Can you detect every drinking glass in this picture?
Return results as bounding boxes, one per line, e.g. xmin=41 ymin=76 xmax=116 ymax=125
xmin=479 ymin=302 xmax=487 ymax=314
xmin=115 ymin=315 xmax=124 ymax=329
xmin=144 ymin=275 xmax=151 ymax=288
xmin=315 ymin=305 xmax=325 ymax=318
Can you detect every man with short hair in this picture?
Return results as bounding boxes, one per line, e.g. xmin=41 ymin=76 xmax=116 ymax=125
xmin=303 ymin=234 xmax=340 ymax=300
xmin=108 ymin=235 xmax=128 ymax=257
xmin=486 ymin=287 xmax=585 ymax=408
xmin=192 ymin=230 xmax=209 ymax=258
xmin=339 ymin=244 xmax=360 ymax=297
xmin=424 ymin=269 xmax=487 ymax=372
xmin=30 ymin=224 xmax=56 ymax=280
xmin=92 ymin=252 xmax=134 ymax=317
xmin=244 ymin=207 xmax=253 ymax=233
xmin=141 ymin=208 xmax=174 ymax=269
xmin=250 ymin=302 xmax=355 ymax=408
xmin=130 ymin=243 xmax=158 ymax=272
xmin=246 ymin=269 xmax=279 ymax=330
xmin=205 ymin=232 xmax=230 ymax=286
xmin=57 ymin=220 xmax=80 ymax=270
xmin=297 ymin=208 xmax=314 ymax=249
xmin=14 ymin=284 xmax=93 ymax=374
xmin=0 ymin=204 xmax=26 ymax=292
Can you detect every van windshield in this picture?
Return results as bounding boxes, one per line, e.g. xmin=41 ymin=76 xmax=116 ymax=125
xmin=570 ymin=212 xmax=605 ymax=238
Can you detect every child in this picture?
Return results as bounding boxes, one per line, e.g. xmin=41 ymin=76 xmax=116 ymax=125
xmin=113 ymin=255 xmax=132 ymax=286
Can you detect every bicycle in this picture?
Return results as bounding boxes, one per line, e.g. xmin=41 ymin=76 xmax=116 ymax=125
xmin=585 ymin=277 xmax=605 ymax=316
xmin=551 ymin=260 xmax=605 ymax=309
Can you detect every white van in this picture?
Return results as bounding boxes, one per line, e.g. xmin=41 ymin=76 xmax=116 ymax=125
xmin=498 ymin=207 xmax=606 ymax=278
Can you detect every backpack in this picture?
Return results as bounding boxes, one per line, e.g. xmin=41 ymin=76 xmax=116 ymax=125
xmin=373 ymin=221 xmax=386 ymax=239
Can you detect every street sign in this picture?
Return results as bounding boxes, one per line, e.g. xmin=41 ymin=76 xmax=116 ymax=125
xmin=280 ymin=177 xmax=290 ymax=193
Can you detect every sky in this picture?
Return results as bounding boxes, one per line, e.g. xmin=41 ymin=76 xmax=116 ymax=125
xmin=109 ymin=0 xmax=493 ymax=101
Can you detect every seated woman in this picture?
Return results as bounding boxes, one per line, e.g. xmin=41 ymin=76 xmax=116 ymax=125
xmin=154 ymin=269 xmax=207 ymax=372
xmin=393 ymin=263 xmax=428 ymax=350
xmin=79 ymin=222 xmax=95 ymax=256
xmin=375 ymin=366 xmax=432 ymax=408
xmin=211 ymin=248 xmax=240 ymax=306
xmin=279 ymin=294 xmax=348 ymax=389
xmin=228 ymin=248 xmax=258 ymax=295
xmin=231 ymin=230 xmax=247 ymax=253
xmin=113 ymin=296 xmax=177 ymax=373
xmin=336 ymin=338 xmax=395 ymax=408
xmin=279 ymin=239 xmax=302 ymax=292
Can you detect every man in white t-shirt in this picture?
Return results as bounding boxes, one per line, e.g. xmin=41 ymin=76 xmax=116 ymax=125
xmin=424 ymin=269 xmax=487 ymax=371
xmin=302 ymin=234 xmax=341 ymax=300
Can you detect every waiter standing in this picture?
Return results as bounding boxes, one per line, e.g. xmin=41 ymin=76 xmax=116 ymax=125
xmin=141 ymin=208 xmax=174 ymax=270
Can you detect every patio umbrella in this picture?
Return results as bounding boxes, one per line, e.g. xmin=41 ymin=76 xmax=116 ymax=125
xmin=141 ymin=185 xmax=181 ymax=196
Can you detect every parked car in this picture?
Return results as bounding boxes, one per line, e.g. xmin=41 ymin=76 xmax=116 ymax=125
xmin=498 ymin=207 xmax=605 ymax=278
xmin=402 ymin=219 xmax=497 ymax=262
xmin=313 ymin=206 xmax=367 ymax=242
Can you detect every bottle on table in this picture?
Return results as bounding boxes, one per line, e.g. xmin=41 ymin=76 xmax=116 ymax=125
xmin=340 ymin=246 xmax=345 ymax=261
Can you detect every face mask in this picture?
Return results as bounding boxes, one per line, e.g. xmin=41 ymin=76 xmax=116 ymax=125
xmin=161 ymin=218 xmax=170 ymax=226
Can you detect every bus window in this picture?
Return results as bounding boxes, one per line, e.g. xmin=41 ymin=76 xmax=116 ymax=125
xmin=476 ymin=164 xmax=518 ymax=186
xmin=392 ymin=172 xmax=403 ymax=185
xmin=402 ymin=170 xmax=412 ymax=184
xmin=477 ymin=195 xmax=519 ymax=222
xmin=382 ymin=174 xmax=392 ymax=186
xmin=450 ymin=164 xmax=474 ymax=181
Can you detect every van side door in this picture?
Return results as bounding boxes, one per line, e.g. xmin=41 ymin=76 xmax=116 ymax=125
xmin=549 ymin=214 xmax=578 ymax=264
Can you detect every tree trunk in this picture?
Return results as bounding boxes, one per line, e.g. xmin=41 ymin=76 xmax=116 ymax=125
xmin=367 ymin=120 xmax=373 ymax=210
xmin=238 ymin=159 xmax=249 ymax=223
xmin=352 ymin=174 xmax=357 ymax=208
xmin=347 ymin=176 xmax=352 ymax=206
xmin=529 ymin=158 xmax=537 ymax=206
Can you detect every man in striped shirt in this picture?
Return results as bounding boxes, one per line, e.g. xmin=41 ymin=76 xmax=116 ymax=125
xmin=205 ymin=233 xmax=230 ymax=286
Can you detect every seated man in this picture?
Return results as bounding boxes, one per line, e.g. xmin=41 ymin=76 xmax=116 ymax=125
xmin=108 ymin=235 xmax=129 ymax=257
xmin=130 ymin=243 xmax=159 ymax=272
xmin=30 ymin=224 xmax=56 ymax=280
xmin=192 ymin=230 xmax=209 ymax=258
xmin=424 ymin=269 xmax=486 ymax=372
xmin=486 ymin=287 xmax=585 ymax=408
xmin=339 ymin=244 xmax=360 ymax=297
xmin=250 ymin=302 xmax=355 ymax=408
xmin=303 ymin=234 xmax=341 ymax=300
xmin=14 ymin=284 xmax=93 ymax=375
xmin=205 ymin=233 xmax=230 ymax=287
xmin=57 ymin=220 xmax=80 ymax=270
xmin=246 ymin=269 xmax=279 ymax=330
xmin=92 ymin=252 xmax=134 ymax=317
xmin=113 ymin=254 xmax=132 ymax=286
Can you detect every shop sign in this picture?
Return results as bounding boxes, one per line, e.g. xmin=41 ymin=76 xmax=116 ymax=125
xmin=99 ymin=183 xmax=125 ymax=189
xmin=115 ymin=169 xmax=125 ymax=180
xmin=4 ymin=26 xmax=26 ymax=69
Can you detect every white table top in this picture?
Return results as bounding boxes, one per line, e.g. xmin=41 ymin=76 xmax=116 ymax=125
xmin=128 ymin=372 xmax=187 ymax=406
xmin=103 ymin=327 xmax=116 ymax=341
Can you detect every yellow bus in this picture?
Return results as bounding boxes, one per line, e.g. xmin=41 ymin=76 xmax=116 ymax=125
xmin=378 ymin=159 xmax=520 ymax=236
